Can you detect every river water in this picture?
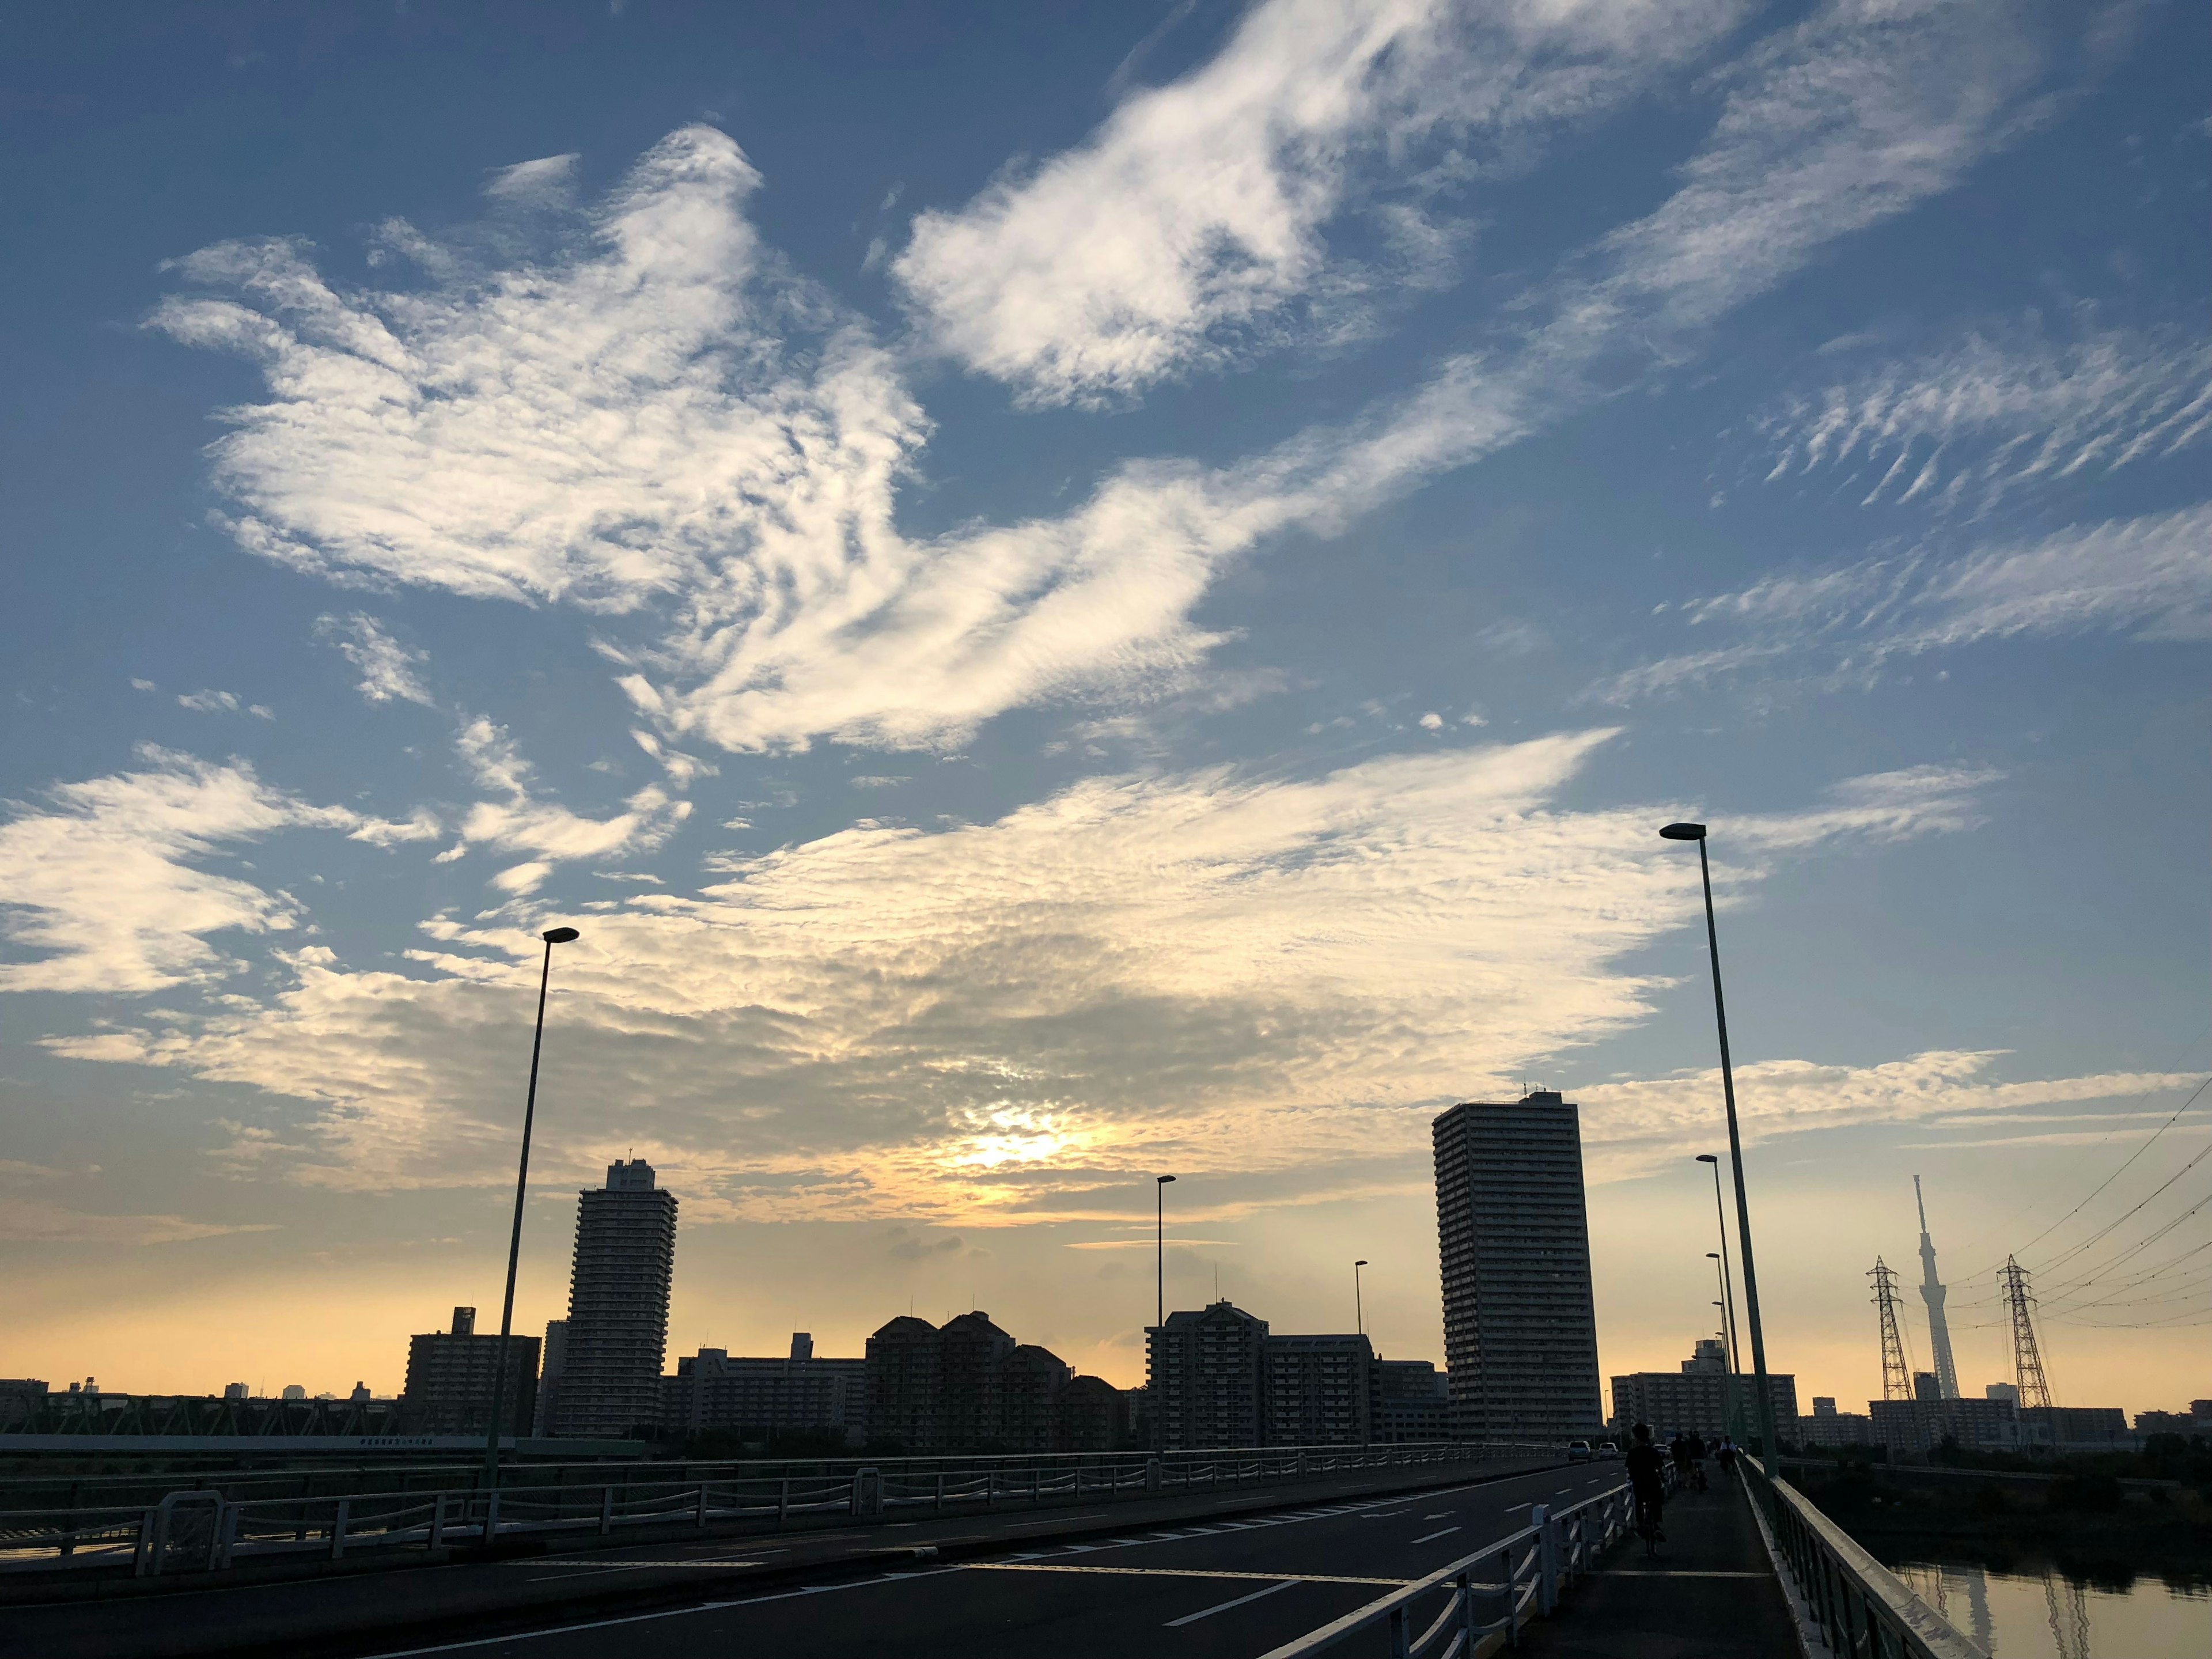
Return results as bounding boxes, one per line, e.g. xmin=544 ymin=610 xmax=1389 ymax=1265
xmin=1893 ymin=1561 xmax=2211 ymax=1658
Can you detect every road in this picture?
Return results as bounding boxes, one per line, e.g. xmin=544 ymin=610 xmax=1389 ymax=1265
xmin=366 ymin=1461 xmax=1626 ymax=1659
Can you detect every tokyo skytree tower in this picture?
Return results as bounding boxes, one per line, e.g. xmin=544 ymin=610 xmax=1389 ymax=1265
xmin=1915 ymin=1175 xmax=1960 ymax=1399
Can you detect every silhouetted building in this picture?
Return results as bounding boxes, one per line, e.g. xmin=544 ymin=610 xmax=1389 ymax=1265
xmin=1434 ymin=1092 xmax=1603 ymax=1444
xmin=2019 ymin=1404 xmax=2131 ymax=1452
xmin=1798 ymin=1396 xmax=1874 ymax=1448
xmin=551 ymin=1160 xmax=676 ymax=1440
xmin=1869 ymin=1394 xmax=2019 ymax=1458
xmin=533 ymin=1319 xmax=567 ymax=1435
xmin=660 ymin=1334 xmax=866 ymax=1442
xmin=1267 ymin=1334 xmax=1374 ymax=1445
xmin=861 ymin=1313 xmax=1107 ymax=1452
xmin=399 ymin=1306 xmax=539 ymax=1435
xmin=938 ymin=1312 xmax=1020 ymax=1448
xmin=1375 ymin=1359 xmax=1451 ymax=1442
xmin=1055 ymin=1374 xmax=1131 ymax=1452
xmin=0 ymin=1380 xmax=47 ymax=1430
xmin=864 ymin=1316 xmax=942 ymax=1450
xmin=1148 ymin=1301 xmax=1268 ymax=1449
xmin=1000 ymin=1343 xmax=1074 ymax=1453
xmin=1609 ymin=1339 xmax=1795 ymax=1442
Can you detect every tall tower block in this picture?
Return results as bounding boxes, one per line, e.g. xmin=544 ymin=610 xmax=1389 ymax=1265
xmin=1913 ymin=1175 xmax=1960 ymax=1400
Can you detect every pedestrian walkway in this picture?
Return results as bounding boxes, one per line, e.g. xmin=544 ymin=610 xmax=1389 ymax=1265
xmin=1521 ymin=1468 xmax=1804 ymax=1658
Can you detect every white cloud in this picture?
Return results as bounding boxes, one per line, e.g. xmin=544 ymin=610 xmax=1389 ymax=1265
xmin=1754 ymin=321 xmax=2212 ymax=514
xmin=315 ymin=612 xmax=435 ymax=705
xmin=1577 ymin=1051 xmax=2198 ymax=1180
xmin=442 ymin=717 xmax=690 ymax=877
xmin=1590 ymin=502 xmax=2212 ymax=701
xmin=0 ymin=749 xmax=356 ymax=994
xmin=149 ymin=3 xmax=2113 ymax=755
xmin=177 ymin=688 xmax=270 ymax=718
xmin=56 ymin=737 xmax=1994 ymax=1211
xmin=894 ymin=0 xmax=1748 ymax=406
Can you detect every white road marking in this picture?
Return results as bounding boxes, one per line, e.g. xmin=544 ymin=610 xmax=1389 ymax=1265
xmin=1165 ymin=1579 xmax=1300 ymax=1627
xmin=968 ymin=1563 xmax=1408 ymax=1586
xmin=1409 ymin=1527 xmax=1460 ymax=1545
xmin=1422 ymin=1512 xmax=1451 ymax=1519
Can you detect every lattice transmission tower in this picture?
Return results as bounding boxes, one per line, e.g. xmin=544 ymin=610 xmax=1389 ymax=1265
xmin=2000 ymin=1255 xmax=2053 ymax=1408
xmin=1870 ymin=1257 xmax=1912 ymax=1402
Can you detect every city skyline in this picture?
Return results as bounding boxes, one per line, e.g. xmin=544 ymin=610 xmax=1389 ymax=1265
xmin=3 ymin=1 xmax=2209 ymax=1422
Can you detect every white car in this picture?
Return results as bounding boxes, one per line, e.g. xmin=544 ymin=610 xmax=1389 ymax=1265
xmin=1597 ymin=1440 xmax=1620 ymax=1459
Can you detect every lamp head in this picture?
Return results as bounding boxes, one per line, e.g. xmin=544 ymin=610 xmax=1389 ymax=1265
xmin=541 ymin=926 xmax=579 ymax=945
xmin=1659 ymin=822 xmax=1707 ymax=841
xmin=1707 ymin=1252 xmax=1720 ymax=1260
xmin=1157 ymin=1174 xmax=1176 ymax=1185
xmin=1355 ymin=1259 xmax=1368 ymax=1268
xmin=1695 ymin=1153 xmax=1718 ymax=1164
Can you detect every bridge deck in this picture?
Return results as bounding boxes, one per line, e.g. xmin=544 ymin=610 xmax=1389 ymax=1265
xmin=1527 ymin=1467 xmax=1802 ymax=1658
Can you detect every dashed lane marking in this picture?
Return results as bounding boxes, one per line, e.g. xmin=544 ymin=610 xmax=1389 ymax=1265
xmin=1408 ymin=1527 xmax=1460 ymax=1545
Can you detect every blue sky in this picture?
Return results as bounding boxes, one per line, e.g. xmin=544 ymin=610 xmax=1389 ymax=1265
xmin=3 ymin=0 xmax=2208 ymax=1414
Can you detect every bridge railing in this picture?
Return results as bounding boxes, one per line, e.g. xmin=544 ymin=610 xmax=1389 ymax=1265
xmin=1741 ymin=1458 xmax=1987 ymax=1659
xmin=1255 ymin=1478 xmax=1638 ymax=1658
xmin=0 ymin=1439 xmax=1554 ymax=1582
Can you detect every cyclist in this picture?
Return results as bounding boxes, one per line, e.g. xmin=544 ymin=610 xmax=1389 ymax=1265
xmin=1624 ymin=1422 xmax=1666 ymax=1554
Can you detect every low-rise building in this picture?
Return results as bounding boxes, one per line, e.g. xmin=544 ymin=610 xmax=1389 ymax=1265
xmin=660 ymin=1334 xmax=866 ymax=1444
xmin=861 ymin=1312 xmax=1116 ymax=1452
xmin=1609 ymin=1340 xmax=1798 ymax=1445
xmin=1797 ymin=1396 xmax=1875 ymax=1449
xmin=400 ymin=1306 xmax=539 ymax=1436
xmin=1869 ymin=1393 xmax=2020 ymax=1459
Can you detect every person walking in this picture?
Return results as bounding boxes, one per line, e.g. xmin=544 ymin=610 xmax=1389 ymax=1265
xmin=1625 ymin=1422 xmax=1666 ymax=1555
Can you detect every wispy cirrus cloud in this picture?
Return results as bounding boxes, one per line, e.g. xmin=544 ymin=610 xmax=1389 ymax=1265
xmin=1589 ymin=501 xmax=2212 ymax=702
xmin=315 ymin=612 xmax=434 ymax=706
xmin=55 ymin=737 xmax=1995 ymax=1214
xmin=1751 ymin=320 xmax=2212 ymax=516
xmin=0 ymin=748 xmax=431 ymax=994
xmin=1577 ymin=1050 xmax=2198 ymax=1180
xmin=894 ymin=0 xmax=1749 ymax=407
xmin=440 ymin=717 xmax=691 ymax=895
xmin=146 ymin=2 xmax=2122 ymax=757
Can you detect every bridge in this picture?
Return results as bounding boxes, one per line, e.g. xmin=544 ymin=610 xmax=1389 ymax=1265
xmin=0 ymin=1444 xmax=1984 ymax=1658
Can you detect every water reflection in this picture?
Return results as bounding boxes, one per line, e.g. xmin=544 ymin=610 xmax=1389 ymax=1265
xmin=1896 ymin=1561 xmax=2211 ymax=1658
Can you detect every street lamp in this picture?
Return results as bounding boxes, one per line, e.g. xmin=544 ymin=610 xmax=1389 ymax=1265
xmin=1354 ymin=1260 xmax=1369 ymax=1338
xmin=482 ymin=925 xmax=579 ymax=1496
xmin=1697 ymin=1157 xmax=1743 ymax=1373
xmin=1154 ymin=1176 xmax=1176 ymax=1331
xmin=1705 ymin=1256 xmax=1736 ymax=1372
xmin=1660 ymin=822 xmax=1780 ymax=1473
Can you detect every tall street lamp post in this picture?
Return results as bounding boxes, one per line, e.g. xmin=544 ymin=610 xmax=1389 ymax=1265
xmin=1154 ymin=1175 xmax=1176 ymax=1331
xmin=482 ymin=925 xmax=579 ymax=1496
xmin=1696 ymin=1156 xmax=1743 ymax=1374
xmin=1660 ymin=823 xmax=1781 ymax=1475
xmin=1354 ymin=1260 xmax=1368 ymax=1337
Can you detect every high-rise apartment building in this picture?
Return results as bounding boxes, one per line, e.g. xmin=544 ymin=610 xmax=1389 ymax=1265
xmin=1147 ymin=1301 xmax=1269 ymax=1449
xmin=1433 ymin=1090 xmax=1603 ymax=1444
xmin=1265 ymin=1334 xmax=1375 ymax=1446
xmin=399 ymin=1306 xmax=540 ymax=1435
xmin=550 ymin=1160 xmax=677 ymax=1440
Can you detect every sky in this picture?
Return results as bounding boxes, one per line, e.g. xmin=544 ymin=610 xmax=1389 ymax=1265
xmin=2 ymin=0 xmax=2207 ymax=1420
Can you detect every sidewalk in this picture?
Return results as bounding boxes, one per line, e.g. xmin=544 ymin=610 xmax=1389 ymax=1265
xmin=1521 ymin=1468 xmax=1805 ymax=1658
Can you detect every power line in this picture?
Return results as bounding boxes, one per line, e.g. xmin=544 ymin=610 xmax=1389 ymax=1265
xmin=1957 ymin=1072 xmax=2211 ymax=1282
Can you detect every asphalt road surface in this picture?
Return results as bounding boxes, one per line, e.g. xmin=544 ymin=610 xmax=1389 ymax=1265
xmin=366 ymin=1462 xmax=1627 ymax=1659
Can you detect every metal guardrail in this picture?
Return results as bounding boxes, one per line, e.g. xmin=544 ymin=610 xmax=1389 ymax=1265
xmin=1743 ymin=1458 xmax=1987 ymax=1659
xmin=0 ymin=1440 xmax=1551 ymax=1582
xmin=1257 ymin=1478 xmax=1642 ymax=1658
